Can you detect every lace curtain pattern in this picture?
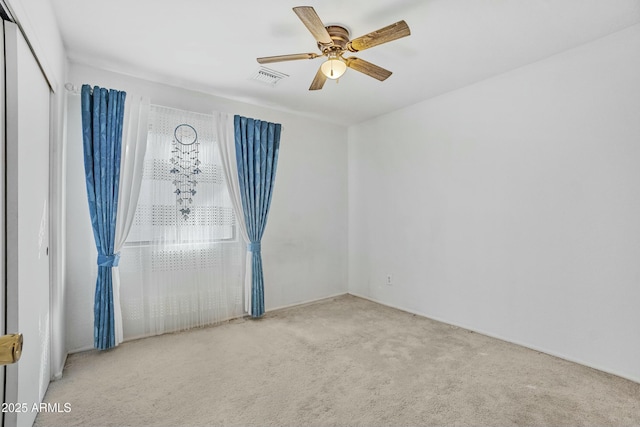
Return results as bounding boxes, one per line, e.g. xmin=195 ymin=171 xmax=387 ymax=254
xmin=118 ymin=105 xmax=244 ymax=339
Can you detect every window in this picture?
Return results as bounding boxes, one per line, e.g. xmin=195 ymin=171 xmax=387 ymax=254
xmin=126 ymin=105 xmax=236 ymax=245
xmin=119 ymin=105 xmax=245 ymax=338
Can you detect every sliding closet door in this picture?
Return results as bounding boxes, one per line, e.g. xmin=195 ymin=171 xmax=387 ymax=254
xmin=4 ymin=21 xmax=51 ymax=427
xmin=0 ymin=20 xmax=6 ymax=427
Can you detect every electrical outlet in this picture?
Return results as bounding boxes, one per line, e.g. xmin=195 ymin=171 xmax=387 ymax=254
xmin=386 ymin=274 xmax=393 ymax=286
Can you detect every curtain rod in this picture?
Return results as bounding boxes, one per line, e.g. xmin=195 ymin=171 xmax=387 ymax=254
xmin=65 ymin=83 xmax=284 ymax=130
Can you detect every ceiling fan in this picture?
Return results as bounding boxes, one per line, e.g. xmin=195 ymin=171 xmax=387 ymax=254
xmin=257 ymin=6 xmax=411 ymax=90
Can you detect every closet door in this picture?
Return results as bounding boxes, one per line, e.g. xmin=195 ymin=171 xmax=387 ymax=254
xmin=4 ymin=20 xmax=51 ymax=427
xmin=0 ymin=19 xmax=6 ymax=427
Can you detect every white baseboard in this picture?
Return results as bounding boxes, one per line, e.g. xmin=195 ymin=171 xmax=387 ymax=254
xmin=266 ymin=292 xmax=349 ymax=313
xmin=51 ymin=351 xmax=68 ymax=380
xmin=67 ymin=344 xmax=96 ymax=355
xmin=66 ymin=291 xmax=638 ymax=384
xmin=66 ymin=294 xmax=349 ymax=355
xmin=348 ymin=292 xmax=640 ymax=385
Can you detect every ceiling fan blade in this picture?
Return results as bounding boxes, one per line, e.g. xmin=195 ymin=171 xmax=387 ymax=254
xmin=345 ymin=57 xmax=392 ymax=81
xmin=257 ymin=53 xmax=320 ymax=64
xmin=347 ymin=20 xmax=410 ymax=52
xmin=309 ymin=66 xmax=327 ymax=91
xmin=293 ymin=6 xmax=333 ymax=45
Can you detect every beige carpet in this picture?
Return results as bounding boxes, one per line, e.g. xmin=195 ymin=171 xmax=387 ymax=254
xmin=35 ymin=295 xmax=640 ymax=426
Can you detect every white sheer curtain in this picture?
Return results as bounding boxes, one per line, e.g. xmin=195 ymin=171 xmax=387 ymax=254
xmin=214 ymin=112 xmax=252 ymax=314
xmin=112 ymin=94 xmax=150 ymax=346
xmin=119 ymin=106 xmax=244 ymax=339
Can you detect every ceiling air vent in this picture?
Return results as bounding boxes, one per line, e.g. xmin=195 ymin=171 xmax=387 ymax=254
xmin=251 ymin=67 xmax=289 ymax=87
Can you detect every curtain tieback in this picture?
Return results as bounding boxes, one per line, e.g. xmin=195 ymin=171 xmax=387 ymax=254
xmin=247 ymin=242 xmax=261 ymax=253
xmin=97 ymin=253 xmax=120 ymax=267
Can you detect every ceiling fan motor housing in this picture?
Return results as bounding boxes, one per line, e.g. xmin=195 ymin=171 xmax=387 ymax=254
xmin=318 ymin=25 xmax=350 ymax=53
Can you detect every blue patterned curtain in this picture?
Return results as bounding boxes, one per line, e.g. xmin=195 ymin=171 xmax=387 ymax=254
xmin=81 ymin=85 xmax=126 ymax=349
xmin=235 ymin=115 xmax=282 ymax=317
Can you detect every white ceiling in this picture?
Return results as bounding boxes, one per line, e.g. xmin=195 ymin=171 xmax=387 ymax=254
xmin=51 ymin=0 xmax=640 ymax=126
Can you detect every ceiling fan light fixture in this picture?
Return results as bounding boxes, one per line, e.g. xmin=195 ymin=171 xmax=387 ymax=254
xmin=320 ymin=54 xmax=347 ymax=80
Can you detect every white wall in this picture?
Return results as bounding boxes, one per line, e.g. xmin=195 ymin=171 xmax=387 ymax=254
xmin=65 ymin=64 xmax=348 ymax=352
xmin=348 ymin=24 xmax=640 ymax=382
